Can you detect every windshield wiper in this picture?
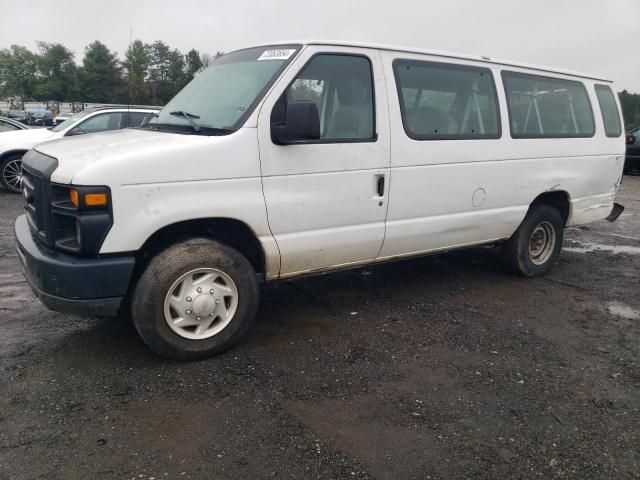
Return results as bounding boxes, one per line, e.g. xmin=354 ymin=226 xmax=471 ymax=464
xmin=203 ymin=126 xmax=233 ymax=135
xmin=169 ymin=110 xmax=201 ymax=133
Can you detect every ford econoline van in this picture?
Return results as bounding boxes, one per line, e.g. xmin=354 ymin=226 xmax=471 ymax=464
xmin=15 ymin=42 xmax=626 ymax=360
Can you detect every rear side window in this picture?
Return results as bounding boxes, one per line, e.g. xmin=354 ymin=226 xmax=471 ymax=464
xmin=502 ymin=72 xmax=594 ymax=138
xmin=393 ymin=59 xmax=501 ymax=140
xmin=594 ymin=85 xmax=622 ymax=137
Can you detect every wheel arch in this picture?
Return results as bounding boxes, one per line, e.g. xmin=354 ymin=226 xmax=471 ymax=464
xmin=529 ymin=190 xmax=571 ymax=225
xmin=132 ymin=217 xmax=267 ymax=283
xmin=0 ymin=149 xmax=29 ymax=162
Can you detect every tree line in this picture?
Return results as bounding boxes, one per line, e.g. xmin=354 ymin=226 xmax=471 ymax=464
xmin=0 ymin=40 xmax=223 ymax=106
xmin=619 ymin=90 xmax=640 ymax=130
xmin=0 ymin=40 xmax=639 ymax=128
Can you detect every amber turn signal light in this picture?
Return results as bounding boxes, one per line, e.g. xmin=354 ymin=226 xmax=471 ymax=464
xmin=69 ymin=189 xmax=79 ymax=207
xmin=69 ymin=189 xmax=108 ymax=207
xmin=84 ymin=193 xmax=108 ymax=207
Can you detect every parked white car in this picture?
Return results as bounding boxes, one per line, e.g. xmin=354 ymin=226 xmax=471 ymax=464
xmin=15 ymin=42 xmax=625 ymax=360
xmin=0 ymin=106 xmax=159 ymax=192
xmin=53 ymin=112 xmax=73 ymax=126
xmin=0 ymin=116 xmax=30 ymax=132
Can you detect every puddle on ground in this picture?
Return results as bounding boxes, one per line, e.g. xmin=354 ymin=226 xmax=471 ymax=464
xmin=607 ymin=302 xmax=640 ymax=321
xmin=564 ymin=241 xmax=640 ymax=255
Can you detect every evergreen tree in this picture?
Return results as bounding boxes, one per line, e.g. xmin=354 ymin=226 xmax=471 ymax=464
xmin=185 ymin=49 xmax=203 ymax=79
xmin=149 ymin=41 xmax=171 ymax=103
xmin=123 ymin=39 xmax=150 ymax=104
xmin=79 ymin=41 xmax=122 ymax=103
xmin=167 ymin=49 xmax=186 ymax=99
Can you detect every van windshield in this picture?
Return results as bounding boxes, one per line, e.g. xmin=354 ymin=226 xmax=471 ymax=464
xmin=153 ymin=45 xmax=299 ymax=135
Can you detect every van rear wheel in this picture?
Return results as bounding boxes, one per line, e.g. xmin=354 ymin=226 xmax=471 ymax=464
xmin=131 ymin=238 xmax=259 ymax=361
xmin=501 ymin=204 xmax=563 ymax=277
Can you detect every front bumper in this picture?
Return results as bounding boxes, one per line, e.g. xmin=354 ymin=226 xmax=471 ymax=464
xmin=15 ymin=214 xmax=135 ymax=317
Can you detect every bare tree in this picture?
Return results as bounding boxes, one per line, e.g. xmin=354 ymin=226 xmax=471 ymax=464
xmin=199 ymin=51 xmax=225 ymax=71
xmin=199 ymin=53 xmax=214 ymax=69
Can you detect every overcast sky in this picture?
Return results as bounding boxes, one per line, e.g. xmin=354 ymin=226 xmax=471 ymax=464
xmin=1 ymin=0 xmax=639 ymax=91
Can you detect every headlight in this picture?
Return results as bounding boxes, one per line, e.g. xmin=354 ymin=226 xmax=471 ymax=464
xmin=50 ymin=184 xmax=112 ymax=256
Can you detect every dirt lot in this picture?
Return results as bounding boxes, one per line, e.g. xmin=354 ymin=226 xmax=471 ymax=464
xmin=1 ymin=177 xmax=639 ymax=480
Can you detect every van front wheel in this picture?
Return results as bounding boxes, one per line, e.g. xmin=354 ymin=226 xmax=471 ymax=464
xmin=501 ymin=204 xmax=564 ymax=277
xmin=131 ymin=238 xmax=259 ymax=361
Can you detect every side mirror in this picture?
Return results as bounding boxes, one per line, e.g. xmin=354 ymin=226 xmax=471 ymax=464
xmin=626 ymin=135 xmax=636 ymax=145
xmin=272 ymin=100 xmax=320 ymax=145
xmin=68 ymin=127 xmax=86 ymax=136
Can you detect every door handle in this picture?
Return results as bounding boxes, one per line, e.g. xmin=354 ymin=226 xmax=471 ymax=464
xmin=376 ymin=175 xmax=385 ymax=197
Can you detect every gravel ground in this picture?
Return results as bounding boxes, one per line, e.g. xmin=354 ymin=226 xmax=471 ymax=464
xmin=0 ymin=177 xmax=639 ymax=479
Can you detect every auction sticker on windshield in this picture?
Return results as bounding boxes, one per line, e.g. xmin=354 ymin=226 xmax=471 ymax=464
xmin=258 ymin=49 xmax=296 ymax=61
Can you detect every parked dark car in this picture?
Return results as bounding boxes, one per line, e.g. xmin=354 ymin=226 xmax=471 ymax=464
xmin=31 ymin=109 xmax=54 ymax=126
xmin=625 ymin=128 xmax=640 ymax=174
xmin=0 ymin=116 xmax=30 ymax=132
xmin=7 ymin=110 xmax=30 ymax=125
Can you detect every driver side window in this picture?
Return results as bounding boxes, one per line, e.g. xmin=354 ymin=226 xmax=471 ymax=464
xmin=278 ymin=54 xmax=375 ymax=141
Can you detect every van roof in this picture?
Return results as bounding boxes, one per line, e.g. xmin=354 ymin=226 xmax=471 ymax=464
xmin=264 ymin=40 xmax=612 ymax=83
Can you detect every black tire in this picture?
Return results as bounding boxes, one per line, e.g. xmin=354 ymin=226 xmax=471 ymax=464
xmin=0 ymin=154 xmax=24 ymax=193
xmin=501 ymin=204 xmax=564 ymax=277
xmin=131 ymin=238 xmax=259 ymax=361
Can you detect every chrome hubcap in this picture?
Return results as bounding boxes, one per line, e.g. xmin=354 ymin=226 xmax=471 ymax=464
xmin=529 ymin=221 xmax=556 ymax=265
xmin=163 ymin=268 xmax=238 ymax=340
xmin=3 ymin=159 xmax=22 ymax=192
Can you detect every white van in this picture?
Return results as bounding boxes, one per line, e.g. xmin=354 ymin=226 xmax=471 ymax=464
xmin=15 ymin=42 xmax=625 ymax=360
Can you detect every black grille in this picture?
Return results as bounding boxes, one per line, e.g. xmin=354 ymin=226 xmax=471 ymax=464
xmin=21 ymin=150 xmax=60 ymax=248
xmin=21 ymin=165 xmax=51 ymax=244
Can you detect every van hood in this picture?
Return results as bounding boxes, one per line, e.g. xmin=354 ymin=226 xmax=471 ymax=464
xmin=34 ymin=128 xmax=218 ymax=184
xmin=0 ymin=128 xmax=57 ymax=150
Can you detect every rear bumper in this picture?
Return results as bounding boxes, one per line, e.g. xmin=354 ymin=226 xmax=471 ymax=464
xmin=606 ymin=203 xmax=625 ymax=222
xmin=15 ymin=214 xmax=135 ymax=317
